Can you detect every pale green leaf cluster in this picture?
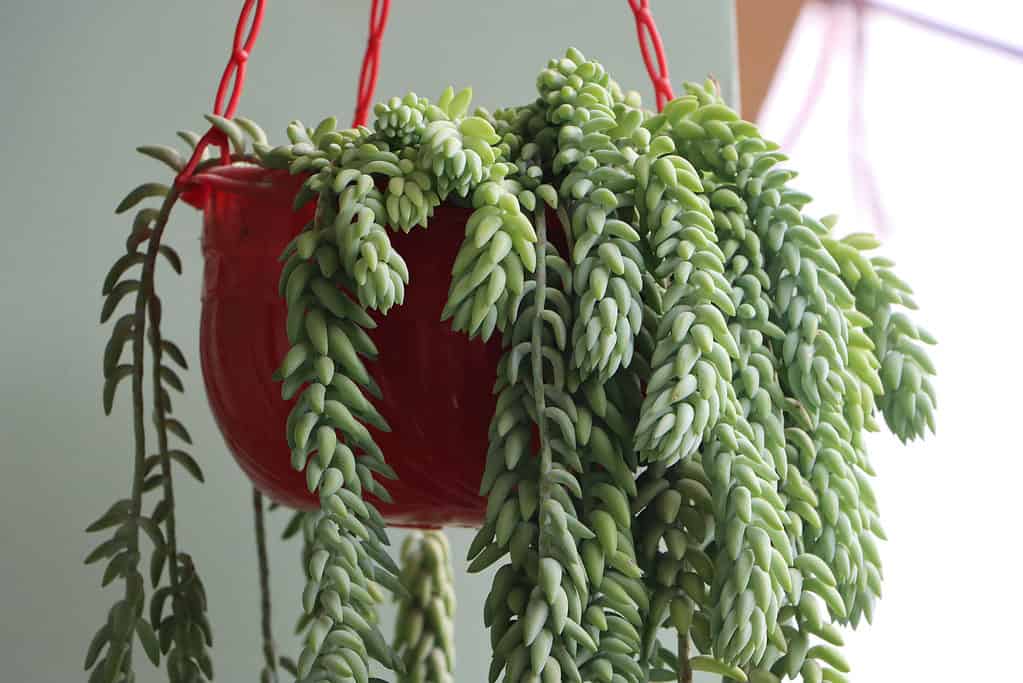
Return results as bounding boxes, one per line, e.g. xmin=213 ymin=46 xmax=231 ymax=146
xmin=97 ymin=45 xmax=936 ymax=683
xmin=393 ymin=531 xmax=456 ymax=683
xmin=467 ymin=232 xmax=603 ymax=683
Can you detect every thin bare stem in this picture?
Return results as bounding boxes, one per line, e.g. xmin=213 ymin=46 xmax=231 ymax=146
xmin=679 ymin=629 xmax=692 ymax=683
xmin=252 ymin=489 xmax=278 ymax=683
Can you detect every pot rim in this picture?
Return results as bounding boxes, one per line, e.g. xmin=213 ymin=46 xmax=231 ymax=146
xmin=183 ymin=163 xmax=478 ymax=218
xmin=183 ymin=163 xmax=292 ymax=207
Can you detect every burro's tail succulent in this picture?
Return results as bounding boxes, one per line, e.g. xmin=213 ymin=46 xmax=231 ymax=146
xmin=92 ymin=46 xmax=935 ymax=683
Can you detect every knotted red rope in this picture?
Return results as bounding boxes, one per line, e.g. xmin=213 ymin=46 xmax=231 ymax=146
xmin=177 ymin=0 xmax=266 ymax=187
xmin=350 ymin=1 xmax=673 ymax=118
xmin=177 ymin=0 xmax=672 ymax=189
xmin=627 ymin=0 xmax=674 ymax=111
xmin=352 ymin=0 xmax=392 ymax=128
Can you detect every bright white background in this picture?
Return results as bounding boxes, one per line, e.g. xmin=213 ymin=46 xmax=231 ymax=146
xmin=0 ymin=2 xmax=732 ymax=682
xmin=758 ymin=1 xmax=1023 ymax=680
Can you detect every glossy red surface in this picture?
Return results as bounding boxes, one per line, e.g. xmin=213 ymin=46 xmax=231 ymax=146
xmin=195 ymin=166 xmax=501 ymax=527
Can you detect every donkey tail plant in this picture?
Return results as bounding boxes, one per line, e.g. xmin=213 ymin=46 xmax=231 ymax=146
xmin=393 ymin=531 xmax=457 ymax=683
xmin=92 ymin=46 xmax=935 ymax=683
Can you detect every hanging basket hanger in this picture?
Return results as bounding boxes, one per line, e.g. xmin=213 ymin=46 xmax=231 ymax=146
xmin=176 ymin=0 xmax=674 ymax=193
xmin=176 ymin=0 xmax=266 ymax=186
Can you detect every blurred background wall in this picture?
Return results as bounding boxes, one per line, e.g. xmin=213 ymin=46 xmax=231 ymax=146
xmin=0 ymin=2 xmax=736 ymax=681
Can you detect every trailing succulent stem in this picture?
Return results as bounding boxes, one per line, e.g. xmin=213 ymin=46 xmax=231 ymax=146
xmin=91 ymin=140 xmax=218 ymax=683
xmin=254 ymin=490 xmax=280 ymax=683
xmin=468 ymin=206 xmax=598 ymax=683
xmin=276 ymin=165 xmax=404 ymax=682
xmin=97 ymin=46 xmax=936 ymax=683
xmin=393 ymin=531 xmax=456 ymax=683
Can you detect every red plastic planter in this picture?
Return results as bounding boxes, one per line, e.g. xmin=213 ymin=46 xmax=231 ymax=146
xmin=188 ymin=165 xmax=501 ymax=527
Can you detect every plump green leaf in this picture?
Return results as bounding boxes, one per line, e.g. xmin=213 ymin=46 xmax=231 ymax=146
xmin=100 ymin=280 xmax=141 ymax=323
xmin=159 ymin=366 xmax=184 ymax=393
xmin=116 ymin=183 xmax=169 ymax=214
xmin=149 ymin=545 xmax=167 ymax=587
xmin=102 ymin=552 xmax=133 ymax=586
xmin=157 ymin=615 xmax=174 ymax=654
xmin=177 ymin=130 xmax=201 ymax=149
xmin=137 ymin=517 xmax=166 ymax=549
xmin=84 ymin=624 xmax=111 ymax=670
xmin=235 ymin=116 xmax=269 ymax=146
xmin=149 ymin=587 xmax=172 ymax=632
xmin=103 ymin=316 xmax=135 ymax=377
xmin=85 ymin=536 xmax=127 ymax=565
xmin=169 ymin=450 xmax=204 ymax=482
xmin=281 ymin=511 xmax=304 ymax=540
xmin=86 ymin=499 xmax=133 ymax=533
xmin=690 ymin=655 xmax=747 ymax=681
xmin=136 ymin=145 xmax=184 ymax=172
xmin=205 ymin=114 xmax=246 ymax=155
xmin=160 ymin=340 xmax=188 ymax=369
xmin=151 ymin=499 xmax=169 ymax=525
xmin=158 ymin=245 xmax=182 ymax=274
xmin=102 ymin=365 xmax=134 ymax=415
xmin=279 ymin=657 xmax=298 ymax=677
xmin=102 ymin=254 xmax=146 ymax=295
xmin=164 ymin=420 xmax=192 ymax=444
xmin=135 ymin=618 xmax=160 ymax=665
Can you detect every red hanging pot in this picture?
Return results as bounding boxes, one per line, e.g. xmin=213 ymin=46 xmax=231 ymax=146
xmin=186 ymin=165 xmax=502 ymax=527
xmin=166 ymin=0 xmax=671 ymax=529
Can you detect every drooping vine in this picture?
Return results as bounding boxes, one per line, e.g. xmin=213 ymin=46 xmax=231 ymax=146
xmin=269 ymin=123 xmax=408 ymax=683
xmin=393 ymin=531 xmax=456 ymax=683
xmin=253 ymin=490 xmax=280 ymax=683
xmin=468 ymin=206 xmax=600 ymax=683
xmin=94 ymin=47 xmax=936 ymax=683
xmin=90 ymin=142 xmax=217 ymax=683
xmin=537 ymin=52 xmax=648 ymax=383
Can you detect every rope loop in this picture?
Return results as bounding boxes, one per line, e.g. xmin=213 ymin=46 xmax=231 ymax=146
xmin=352 ymin=0 xmax=392 ymax=128
xmin=177 ymin=0 xmax=266 ymax=188
xmin=627 ymin=0 xmax=674 ymax=110
xmin=350 ymin=0 xmax=673 ymax=123
xmin=217 ymin=0 xmax=265 ymax=118
xmin=178 ymin=0 xmax=675 ymax=187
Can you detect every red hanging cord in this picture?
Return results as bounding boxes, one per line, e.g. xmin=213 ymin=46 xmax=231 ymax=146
xmin=627 ymin=0 xmax=674 ymax=111
xmin=351 ymin=0 xmax=669 ymax=123
xmin=178 ymin=0 xmax=669 ymax=187
xmin=177 ymin=0 xmax=267 ymax=187
xmin=351 ymin=0 xmax=392 ymax=128
xmin=214 ymin=0 xmax=266 ymax=119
